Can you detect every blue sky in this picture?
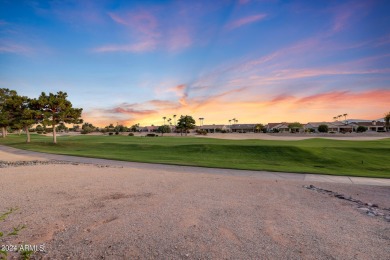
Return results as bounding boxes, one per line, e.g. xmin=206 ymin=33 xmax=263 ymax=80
xmin=1 ymin=0 xmax=389 ymax=126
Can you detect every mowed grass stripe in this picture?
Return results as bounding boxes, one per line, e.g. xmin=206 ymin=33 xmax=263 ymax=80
xmin=1 ymin=134 xmax=389 ymax=178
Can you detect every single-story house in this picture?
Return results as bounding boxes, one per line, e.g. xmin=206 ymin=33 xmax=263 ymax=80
xmin=140 ymin=126 xmax=158 ymax=132
xmin=199 ymin=124 xmax=228 ymax=133
xmin=265 ymin=123 xmax=294 ymax=133
xmin=305 ymin=122 xmax=340 ymax=132
xmin=230 ymin=124 xmax=257 ymax=133
xmin=353 ymin=121 xmax=385 ymax=132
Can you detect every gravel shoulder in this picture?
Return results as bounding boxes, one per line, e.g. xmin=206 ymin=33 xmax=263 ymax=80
xmin=1 ymin=162 xmax=389 ymax=259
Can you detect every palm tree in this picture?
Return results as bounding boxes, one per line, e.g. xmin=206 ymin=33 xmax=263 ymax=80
xmin=333 ymin=116 xmax=337 ymax=121
xmin=163 ymin=116 xmax=166 ymax=126
xmin=343 ymin=113 xmax=348 ymax=123
xmin=198 ymin=117 xmax=204 ymax=126
xmin=173 ymin=115 xmax=177 ymax=126
xmin=338 ymin=115 xmax=342 ymax=121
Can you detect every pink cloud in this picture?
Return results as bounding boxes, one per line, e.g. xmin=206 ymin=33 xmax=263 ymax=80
xmin=226 ymin=14 xmax=267 ymax=30
xmin=108 ymin=11 xmax=159 ymax=37
xmin=166 ymin=27 xmax=192 ymax=51
xmin=167 ymin=84 xmax=186 ymax=96
xmin=100 ymin=10 xmax=196 ymax=53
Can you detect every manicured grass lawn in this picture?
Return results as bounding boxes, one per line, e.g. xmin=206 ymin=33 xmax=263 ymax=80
xmin=1 ymin=134 xmax=390 ymax=178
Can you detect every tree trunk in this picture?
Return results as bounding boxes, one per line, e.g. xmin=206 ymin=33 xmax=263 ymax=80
xmin=1 ymin=127 xmax=5 ymax=138
xmin=25 ymin=126 xmax=30 ymax=143
xmin=53 ymin=124 xmax=57 ymax=144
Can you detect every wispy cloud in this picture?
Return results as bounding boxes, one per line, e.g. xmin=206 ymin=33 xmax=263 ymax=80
xmin=166 ymin=27 xmax=192 ymax=51
xmin=92 ymin=39 xmax=157 ymax=53
xmin=226 ymin=14 xmax=267 ymax=30
xmin=0 ymin=40 xmax=32 ymax=54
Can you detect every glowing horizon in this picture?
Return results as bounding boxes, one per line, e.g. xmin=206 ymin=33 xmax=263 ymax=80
xmin=1 ymin=0 xmax=389 ymax=127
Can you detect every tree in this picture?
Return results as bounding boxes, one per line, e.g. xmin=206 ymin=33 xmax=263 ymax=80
xmin=34 ymin=91 xmax=83 ymax=144
xmin=176 ymin=115 xmax=196 ymax=136
xmin=385 ymin=112 xmax=390 ymax=132
xmin=115 ymin=124 xmax=128 ymax=132
xmin=343 ymin=113 xmax=348 ymax=123
xmin=157 ymin=125 xmax=171 ymax=135
xmin=130 ymin=123 xmax=140 ymax=132
xmin=4 ymin=94 xmax=37 ymax=142
xmin=81 ymin=122 xmax=96 ymax=134
xmin=0 ymin=88 xmax=18 ymax=138
xmin=36 ymin=124 xmax=44 ymax=133
xmin=357 ymin=126 xmax=367 ymax=133
xmin=318 ymin=124 xmax=329 ymax=133
xmin=255 ymin=124 xmax=264 ymax=133
xmin=288 ymin=122 xmax=303 ymax=133
xmin=56 ymin=123 xmax=68 ymax=132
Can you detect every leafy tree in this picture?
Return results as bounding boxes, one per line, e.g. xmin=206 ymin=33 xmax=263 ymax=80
xmin=34 ymin=91 xmax=83 ymax=144
xmin=288 ymin=122 xmax=303 ymax=133
xmin=4 ymin=94 xmax=37 ymax=142
xmin=0 ymin=88 xmax=18 ymax=138
xmin=176 ymin=115 xmax=196 ymax=136
xmin=385 ymin=112 xmax=390 ymax=132
xmin=157 ymin=125 xmax=171 ymax=135
xmin=56 ymin=122 xmax=68 ymax=132
xmin=115 ymin=124 xmax=128 ymax=132
xmin=70 ymin=124 xmax=80 ymax=132
xmin=130 ymin=123 xmax=140 ymax=132
xmin=255 ymin=124 xmax=264 ymax=133
xmin=318 ymin=124 xmax=329 ymax=133
xmin=357 ymin=126 xmax=367 ymax=133
xmin=81 ymin=122 xmax=96 ymax=134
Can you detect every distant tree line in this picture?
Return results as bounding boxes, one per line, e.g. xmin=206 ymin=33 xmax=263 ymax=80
xmin=0 ymin=88 xmax=83 ymax=143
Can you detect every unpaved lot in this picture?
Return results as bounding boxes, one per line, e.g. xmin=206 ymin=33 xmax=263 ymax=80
xmin=1 ymin=162 xmax=389 ymax=259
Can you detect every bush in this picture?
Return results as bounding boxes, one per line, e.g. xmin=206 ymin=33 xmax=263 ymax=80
xmin=80 ymin=129 xmax=90 ymax=134
xmin=357 ymin=126 xmax=368 ymax=133
xmin=272 ymin=129 xmax=279 ymax=133
xmin=37 ymin=131 xmax=43 ymax=134
xmin=128 ymin=133 xmax=134 ymax=136
xmin=318 ymin=124 xmax=328 ymax=133
xmin=115 ymin=132 xmax=119 ymax=135
xmin=146 ymin=133 xmax=157 ymax=137
xmin=221 ymin=130 xmax=227 ymax=133
xmin=108 ymin=132 xmax=113 ymax=135
xmin=196 ymin=129 xmax=207 ymax=135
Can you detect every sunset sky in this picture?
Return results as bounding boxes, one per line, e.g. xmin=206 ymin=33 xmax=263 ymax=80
xmin=1 ymin=0 xmax=389 ymax=127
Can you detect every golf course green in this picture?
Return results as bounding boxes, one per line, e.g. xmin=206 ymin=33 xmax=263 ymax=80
xmin=1 ymin=134 xmax=389 ymax=178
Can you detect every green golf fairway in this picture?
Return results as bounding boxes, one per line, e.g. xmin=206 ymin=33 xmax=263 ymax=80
xmin=1 ymin=134 xmax=389 ymax=178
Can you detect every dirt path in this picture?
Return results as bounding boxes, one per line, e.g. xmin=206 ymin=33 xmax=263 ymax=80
xmin=1 ymin=163 xmax=389 ymax=259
